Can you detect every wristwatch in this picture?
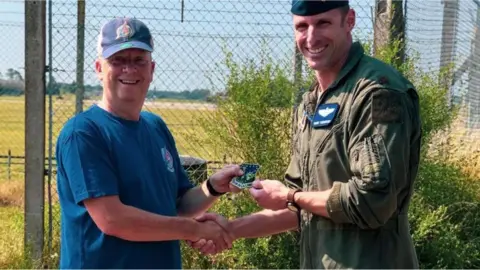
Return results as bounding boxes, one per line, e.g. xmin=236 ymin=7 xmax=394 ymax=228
xmin=206 ymin=178 xmax=225 ymax=196
xmin=286 ymin=188 xmax=301 ymax=212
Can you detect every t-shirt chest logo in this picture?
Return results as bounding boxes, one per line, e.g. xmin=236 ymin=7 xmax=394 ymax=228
xmin=161 ymin=147 xmax=175 ymax=173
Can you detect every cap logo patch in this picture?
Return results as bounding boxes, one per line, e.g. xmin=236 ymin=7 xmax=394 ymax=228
xmin=116 ymin=20 xmax=134 ymax=40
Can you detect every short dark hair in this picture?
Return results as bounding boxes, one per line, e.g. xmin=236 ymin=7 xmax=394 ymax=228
xmin=339 ymin=5 xmax=350 ymax=18
xmin=339 ymin=5 xmax=350 ymax=26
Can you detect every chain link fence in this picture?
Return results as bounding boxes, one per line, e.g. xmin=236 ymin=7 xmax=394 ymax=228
xmin=0 ymin=2 xmax=25 ymax=183
xmin=405 ymin=0 xmax=480 ymax=175
xmin=407 ymin=0 xmax=480 ymax=125
xmin=0 ymin=0 xmax=26 ymax=266
xmin=1 ymin=0 xmax=480 ymax=268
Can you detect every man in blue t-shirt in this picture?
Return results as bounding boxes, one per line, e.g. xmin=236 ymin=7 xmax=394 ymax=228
xmin=55 ymin=17 xmax=243 ymax=269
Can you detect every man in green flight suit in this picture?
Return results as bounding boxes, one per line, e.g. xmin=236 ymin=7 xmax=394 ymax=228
xmin=190 ymin=0 xmax=422 ymax=268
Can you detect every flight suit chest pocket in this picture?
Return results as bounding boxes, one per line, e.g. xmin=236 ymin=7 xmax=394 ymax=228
xmin=311 ymin=122 xmax=351 ymax=191
xmin=307 ymin=87 xmax=354 ymax=189
xmin=312 ymin=122 xmax=344 ymax=154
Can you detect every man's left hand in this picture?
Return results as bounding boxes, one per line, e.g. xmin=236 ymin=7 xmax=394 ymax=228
xmin=209 ymin=165 xmax=244 ymax=194
xmin=249 ymin=179 xmax=290 ymax=210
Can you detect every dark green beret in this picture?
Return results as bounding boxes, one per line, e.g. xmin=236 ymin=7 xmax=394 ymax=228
xmin=291 ymin=0 xmax=349 ymax=16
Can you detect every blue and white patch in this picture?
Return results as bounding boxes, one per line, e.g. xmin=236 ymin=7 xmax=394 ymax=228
xmin=161 ymin=147 xmax=175 ymax=173
xmin=312 ymin=103 xmax=340 ymax=128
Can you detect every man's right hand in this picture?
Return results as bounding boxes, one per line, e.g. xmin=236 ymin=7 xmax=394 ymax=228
xmin=247 ymin=179 xmax=291 ymax=211
xmin=188 ymin=213 xmax=234 ymax=255
xmin=191 ymin=214 xmax=234 ymax=254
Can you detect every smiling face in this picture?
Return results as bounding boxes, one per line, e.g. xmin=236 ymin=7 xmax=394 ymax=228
xmin=293 ymin=7 xmax=355 ymax=72
xmin=95 ymin=48 xmax=155 ymax=106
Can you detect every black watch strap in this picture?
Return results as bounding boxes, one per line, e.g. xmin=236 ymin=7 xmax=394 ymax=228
xmin=206 ymin=178 xmax=225 ymax=196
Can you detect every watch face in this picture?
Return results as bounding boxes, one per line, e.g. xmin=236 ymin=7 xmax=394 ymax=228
xmin=287 ymin=202 xmax=299 ymax=212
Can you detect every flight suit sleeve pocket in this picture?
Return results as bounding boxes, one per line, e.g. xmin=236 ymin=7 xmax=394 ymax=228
xmin=352 ymin=134 xmax=391 ymax=191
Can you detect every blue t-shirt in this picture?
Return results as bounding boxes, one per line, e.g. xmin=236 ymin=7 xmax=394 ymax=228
xmin=55 ymin=104 xmax=194 ymax=269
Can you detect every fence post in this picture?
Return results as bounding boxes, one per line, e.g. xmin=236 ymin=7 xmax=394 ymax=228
xmin=467 ymin=3 xmax=480 ymax=129
xmin=292 ymin=41 xmax=303 ymax=106
xmin=7 ymin=149 xmax=11 ymax=180
xmin=440 ymin=0 xmax=459 ymax=107
xmin=25 ymin=0 xmax=46 ymax=262
xmin=75 ymin=0 xmax=85 ymax=114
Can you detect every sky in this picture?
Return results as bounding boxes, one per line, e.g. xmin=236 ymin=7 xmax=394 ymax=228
xmin=0 ymin=0 xmax=479 ymax=97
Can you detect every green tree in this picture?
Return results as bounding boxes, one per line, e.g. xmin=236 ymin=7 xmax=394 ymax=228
xmin=6 ymin=68 xmax=23 ymax=81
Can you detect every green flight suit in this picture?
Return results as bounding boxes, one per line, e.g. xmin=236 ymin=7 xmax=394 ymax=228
xmin=285 ymin=42 xmax=422 ymax=269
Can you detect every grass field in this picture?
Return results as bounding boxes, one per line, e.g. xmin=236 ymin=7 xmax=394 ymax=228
xmin=0 ymin=95 xmax=223 ymax=180
xmin=0 ymin=95 xmax=222 ymax=267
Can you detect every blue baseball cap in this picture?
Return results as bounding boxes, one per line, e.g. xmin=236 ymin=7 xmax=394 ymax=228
xmin=98 ymin=17 xmax=154 ymax=59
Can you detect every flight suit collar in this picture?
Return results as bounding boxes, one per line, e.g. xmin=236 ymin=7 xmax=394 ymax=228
xmin=328 ymin=41 xmax=364 ymax=90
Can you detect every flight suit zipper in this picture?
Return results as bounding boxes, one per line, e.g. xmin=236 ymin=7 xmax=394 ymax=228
xmin=305 ymin=88 xmax=329 ymax=268
xmin=306 ymin=88 xmax=330 ymax=192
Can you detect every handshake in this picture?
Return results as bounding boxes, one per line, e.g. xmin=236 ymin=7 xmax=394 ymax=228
xmin=186 ymin=212 xmax=234 ymax=255
xmin=186 ymin=166 xmax=295 ymax=255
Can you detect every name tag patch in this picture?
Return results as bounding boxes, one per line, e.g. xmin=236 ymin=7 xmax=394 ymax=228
xmin=312 ymin=103 xmax=340 ymax=128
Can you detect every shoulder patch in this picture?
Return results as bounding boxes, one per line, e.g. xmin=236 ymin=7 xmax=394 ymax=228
xmin=371 ymin=89 xmax=404 ymax=124
xmin=354 ymin=134 xmax=391 ymax=190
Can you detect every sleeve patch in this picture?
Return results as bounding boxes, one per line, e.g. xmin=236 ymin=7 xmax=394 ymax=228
xmin=371 ymin=90 xmax=403 ymax=124
xmin=355 ymin=134 xmax=391 ymax=190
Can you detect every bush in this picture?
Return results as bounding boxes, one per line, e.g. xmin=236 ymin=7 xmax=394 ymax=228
xmin=199 ymin=42 xmax=296 ymax=175
xmin=186 ymin=43 xmax=300 ymax=269
xmin=409 ymin=161 xmax=480 ymax=269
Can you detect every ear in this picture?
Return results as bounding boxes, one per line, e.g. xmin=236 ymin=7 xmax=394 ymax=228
xmin=95 ymin=58 xmax=103 ymax=81
xmin=346 ymin=9 xmax=356 ymax=32
xmin=150 ymin=61 xmax=156 ymax=82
